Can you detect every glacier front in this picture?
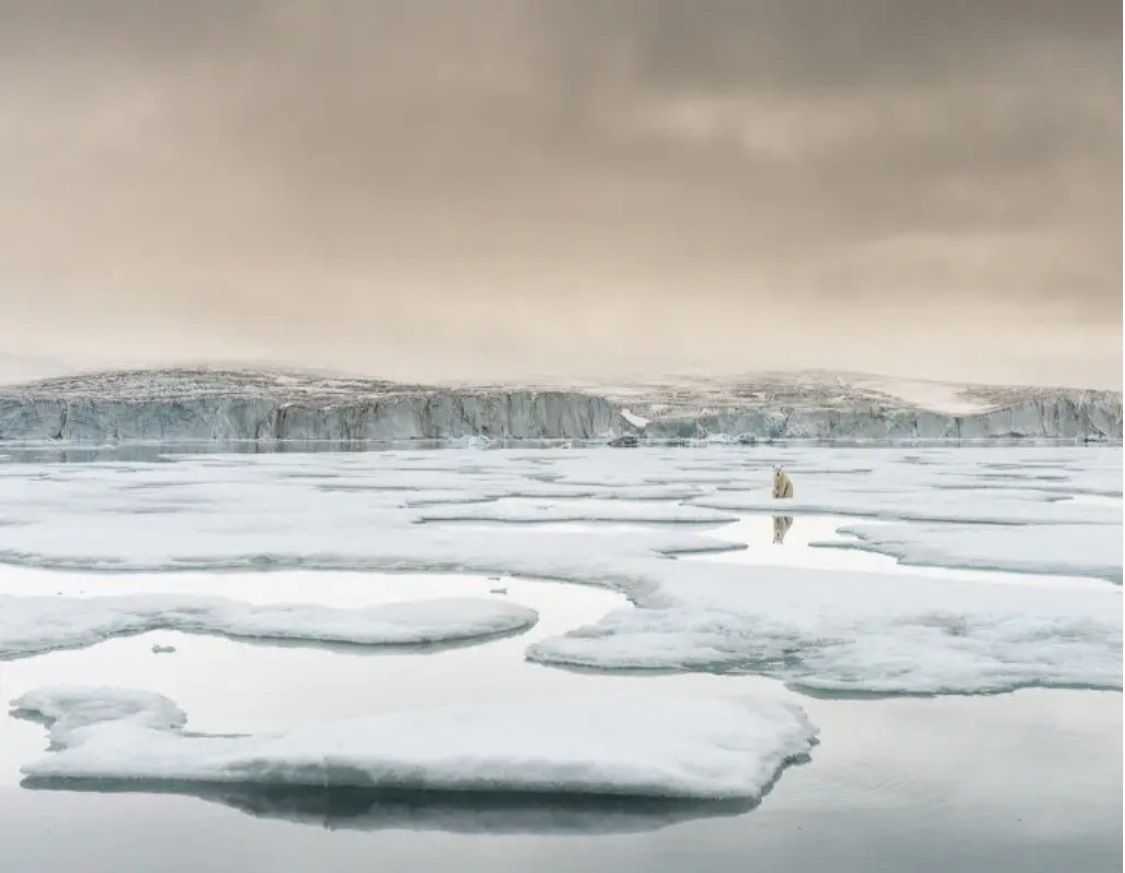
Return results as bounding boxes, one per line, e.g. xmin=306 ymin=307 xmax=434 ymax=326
xmin=0 ymin=367 xmax=1119 ymax=443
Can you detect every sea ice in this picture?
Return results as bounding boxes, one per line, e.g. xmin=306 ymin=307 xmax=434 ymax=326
xmin=0 ymin=594 xmax=538 ymax=659
xmin=1 ymin=447 xmax=1118 ymax=574
xmin=690 ymin=487 xmax=1120 ymax=525
xmin=0 ymin=512 xmax=736 ymax=579
xmin=525 ymin=562 xmax=1124 ymax=695
xmin=13 ymin=686 xmax=188 ymax=745
xmin=822 ymin=522 xmax=1123 ymax=584
xmin=0 ymin=446 xmax=1120 ymax=697
xmin=12 ymin=687 xmax=818 ymax=801
xmin=416 ymin=498 xmax=737 ymax=526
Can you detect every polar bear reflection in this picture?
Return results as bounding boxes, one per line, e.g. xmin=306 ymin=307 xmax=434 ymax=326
xmin=772 ymin=515 xmax=794 ymax=545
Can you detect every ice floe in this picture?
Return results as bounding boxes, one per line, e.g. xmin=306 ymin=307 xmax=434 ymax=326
xmin=12 ymin=687 xmax=818 ymax=801
xmin=822 ymin=522 xmax=1123 ymax=584
xmin=0 ymin=595 xmax=538 ymax=659
xmin=525 ymin=562 xmax=1123 ymax=695
xmin=689 ymin=488 xmax=1120 ymax=525
xmin=415 ymin=498 xmax=736 ymax=525
xmin=0 ymin=519 xmax=737 ymax=579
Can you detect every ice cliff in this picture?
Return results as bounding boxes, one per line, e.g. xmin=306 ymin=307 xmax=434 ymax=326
xmin=0 ymin=369 xmax=620 ymax=443
xmin=0 ymin=368 xmax=1119 ymax=443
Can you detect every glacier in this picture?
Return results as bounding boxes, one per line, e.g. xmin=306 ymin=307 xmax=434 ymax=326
xmin=0 ymin=367 xmax=1119 ymax=443
xmin=12 ymin=686 xmax=818 ymax=801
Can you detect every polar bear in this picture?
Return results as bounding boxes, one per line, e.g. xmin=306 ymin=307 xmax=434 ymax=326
xmin=772 ymin=466 xmax=794 ymax=499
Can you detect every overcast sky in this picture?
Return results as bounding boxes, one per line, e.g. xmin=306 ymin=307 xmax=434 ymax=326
xmin=1 ymin=0 xmax=1120 ymax=387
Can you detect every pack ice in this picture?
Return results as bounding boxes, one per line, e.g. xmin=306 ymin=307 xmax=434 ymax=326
xmin=0 ymin=445 xmax=1119 ymax=696
xmin=12 ymin=687 xmax=818 ymax=801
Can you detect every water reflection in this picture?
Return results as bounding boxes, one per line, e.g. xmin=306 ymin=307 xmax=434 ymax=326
xmin=772 ymin=515 xmax=794 ymax=544
xmin=18 ymin=779 xmax=760 ymax=836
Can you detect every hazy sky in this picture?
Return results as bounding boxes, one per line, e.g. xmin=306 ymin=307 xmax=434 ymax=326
xmin=1 ymin=0 xmax=1120 ymax=387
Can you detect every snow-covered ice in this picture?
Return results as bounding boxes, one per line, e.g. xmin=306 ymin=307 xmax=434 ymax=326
xmin=526 ymin=561 xmax=1123 ymax=695
xmin=689 ymin=487 xmax=1120 ymax=525
xmin=416 ymin=498 xmax=737 ymax=525
xmin=822 ymin=522 xmax=1123 ymax=584
xmin=14 ymin=687 xmax=189 ymax=744
xmin=12 ymin=686 xmax=818 ymax=801
xmin=0 ymin=595 xmax=538 ymax=659
xmin=0 ymin=445 xmax=1119 ymax=697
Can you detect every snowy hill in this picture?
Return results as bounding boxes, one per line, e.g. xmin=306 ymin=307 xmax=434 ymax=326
xmin=0 ymin=367 xmax=1118 ymax=443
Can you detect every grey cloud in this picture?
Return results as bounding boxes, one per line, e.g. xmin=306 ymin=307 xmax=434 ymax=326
xmin=0 ymin=0 xmax=1118 ymax=387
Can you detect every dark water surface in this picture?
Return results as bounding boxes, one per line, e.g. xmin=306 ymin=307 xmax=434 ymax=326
xmin=1 ymin=687 xmax=1119 ymax=873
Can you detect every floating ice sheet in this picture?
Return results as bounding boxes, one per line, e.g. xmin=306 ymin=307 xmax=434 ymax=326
xmin=12 ymin=687 xmax=818 ymax=801
xmin=0 ymin=594 xmax=538 ymax=659
xmin=822 ymin=522 xmax=1123 ymax=584
xmin=526 ymin=562 xmax=1123 ymax=695
xmin=416 ymin=498 xmax=737 ymax=525
xmin=690 ymin=488 xmax=1120 ymax=525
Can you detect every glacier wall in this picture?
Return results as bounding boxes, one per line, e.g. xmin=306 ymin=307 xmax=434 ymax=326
xmin=0 ymin=369 xmax=1119 ymax=443
xmin=641 ymin=393 xmax=1123 ymax=442
xmin=0 ymin=393 xmax=622 ymax=443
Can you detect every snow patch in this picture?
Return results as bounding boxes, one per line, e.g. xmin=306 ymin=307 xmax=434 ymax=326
xmin=845 ymin=375 xmax=994 ymax=415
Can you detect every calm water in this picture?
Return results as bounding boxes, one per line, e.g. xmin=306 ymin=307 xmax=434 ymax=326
xmin=0 ymin=515 xmax=1120 ymax=872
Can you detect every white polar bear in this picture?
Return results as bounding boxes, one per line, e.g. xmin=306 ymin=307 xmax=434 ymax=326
xmin=772 ymin=466 xmax=794 ymax=499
